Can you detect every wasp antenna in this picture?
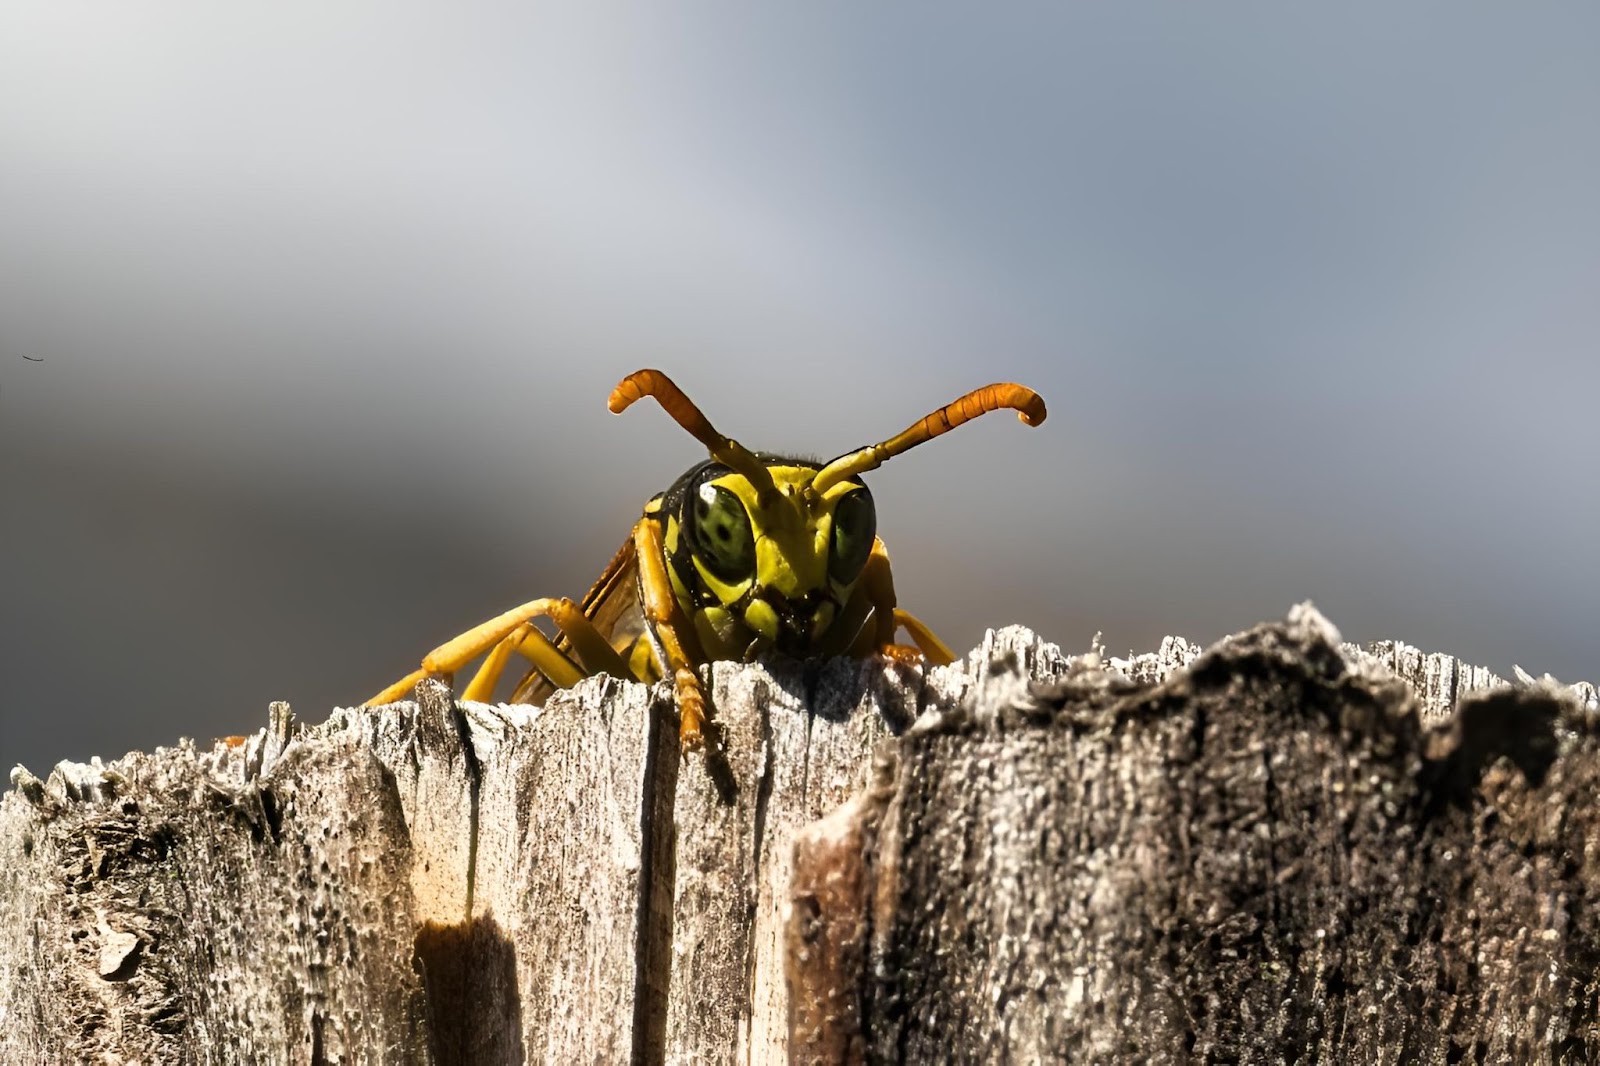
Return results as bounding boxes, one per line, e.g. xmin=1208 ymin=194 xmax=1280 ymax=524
xmin=609 ymin=369 xmax=777 ymax=498
xmin=811 ymin=382 xmax=1046 ymax=494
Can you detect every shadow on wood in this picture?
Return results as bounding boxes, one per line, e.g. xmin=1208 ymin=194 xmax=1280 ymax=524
xmin=414 ymin=916 xmax=523 ymax=1065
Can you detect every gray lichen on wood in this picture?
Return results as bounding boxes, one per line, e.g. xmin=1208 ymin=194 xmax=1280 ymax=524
xmin=1 ymin=604 xmax=1594 ymax=1063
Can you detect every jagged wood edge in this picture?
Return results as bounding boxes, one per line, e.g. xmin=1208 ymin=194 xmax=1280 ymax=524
xmin=3 ymin=606 xmax=1592 ymax=1062
xmin=786 ymin=607 xmax=1599 ymax=1063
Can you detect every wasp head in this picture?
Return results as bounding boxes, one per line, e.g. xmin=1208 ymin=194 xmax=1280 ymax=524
xmin=610 ymin=367 xmax=1044 ymax=661
xmin=663 ymin=460 xmax=875 ymax=659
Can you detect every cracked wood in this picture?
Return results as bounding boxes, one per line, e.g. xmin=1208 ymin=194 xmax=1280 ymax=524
xmin=2 ymin=610 xmax=1593 ymax=1062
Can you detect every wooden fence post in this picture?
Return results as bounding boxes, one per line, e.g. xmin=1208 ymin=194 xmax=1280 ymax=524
xmin=3 ymin=606 xmax=1594 ymax=1062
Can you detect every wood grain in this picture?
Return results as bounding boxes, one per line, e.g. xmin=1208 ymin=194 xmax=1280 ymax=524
xmin=3 ymin=606 xmax=1593 ymax=1062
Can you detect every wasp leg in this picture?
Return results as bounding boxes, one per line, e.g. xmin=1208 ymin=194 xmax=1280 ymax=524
xmin=461 ymin=622 xmax=533 ymax=702
xmin=507 ymin=625 xmax=586 ymax=701
xmin=834 ymin=580 xmax=877 ymax=658
xmin=367 ymin=667 xmax=433 ymax=707
xmin=633 ymin=517 xmax=708 ymax=750
xmin=890 ymin=608 xmax=955 ymax=665
xmin=840 ymin=547 xmax=916 ymax=661
xmin=862 ymin=538 xmax=903 ymax=650
xmin=849 ymin=538 xmax=957 ymax=666
xmin=364 ymin=597 xmax=631 ymax=706
xmin=462 ymin=621 xmax=581 ymax=702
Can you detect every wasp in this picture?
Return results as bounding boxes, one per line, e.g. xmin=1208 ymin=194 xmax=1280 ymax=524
xmin=366 ymin=369 xmax=1046 ymax=749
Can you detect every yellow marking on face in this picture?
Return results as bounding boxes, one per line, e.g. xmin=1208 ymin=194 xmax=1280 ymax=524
xmin=691 ymin=556 xmax=753 ymax=605
xmin=705 ymin=465 xmax=865 ymax=603
xmin=692 ymin=607 xmax=744 ymax=661
xmin=742 ymin=599 xmax=780 ymax=642
xmin=700 ymin=605 xmax=736 ymax=642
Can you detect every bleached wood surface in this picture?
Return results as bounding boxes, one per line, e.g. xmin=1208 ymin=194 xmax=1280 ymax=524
xmin=2 ymin=606 xmax=1593 ymax=1063
xmin=787 ymin=607 xmax=1600 ymax=1063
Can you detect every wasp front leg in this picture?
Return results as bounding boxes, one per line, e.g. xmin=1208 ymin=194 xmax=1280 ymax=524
xmin=846 ymin=537 xmax=956 ymax=666
xmin=633 ymin=516 xmax=710 ymax=750
xmin=364 ymin=596 xmax=631 ymax=706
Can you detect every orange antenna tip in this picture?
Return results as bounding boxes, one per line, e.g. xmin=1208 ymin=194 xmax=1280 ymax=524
xmin=608 ymin=369 xmax=664 ymax=414
xmin=1015 ymin=391 xmax=1047 ymax=427
xmin=606 ymin=368 xmax=776 ymax=499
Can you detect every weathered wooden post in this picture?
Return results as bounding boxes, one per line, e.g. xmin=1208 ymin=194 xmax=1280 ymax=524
xmin=3 ymin=606 xmax=1595 ymax=1063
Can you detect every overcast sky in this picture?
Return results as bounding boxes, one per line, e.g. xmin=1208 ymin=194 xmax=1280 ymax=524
xmin=2 ymin=4 xmax=1596 ymax=772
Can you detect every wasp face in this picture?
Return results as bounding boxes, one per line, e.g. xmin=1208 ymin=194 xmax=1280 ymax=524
xmin=662 ymin=461 xmax=876 ymax=660
xmin=613 ymin=368 xmax=1041 ymax=680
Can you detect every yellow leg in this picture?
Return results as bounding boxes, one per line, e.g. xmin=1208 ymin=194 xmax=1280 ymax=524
xmin=859 ymin=538 xmax=902 ymax=650
xmin=368 ymin=667 xmax=432 ymax=707
xmin=364 ymin=595 xmax=634 ymax=707
xmin=849 ymin=538 xmax=956 ymax=666
xmin=542 ymin=598 xmax=633 ymax=679
xmin=463 ymin=622 xmax=543 ymax=702
xmin=512 ymin=626 xmax=586 ymax=695
xmin=892 ymin=608 xmax=955 ymax=665
xmin=413 ymin=598 xmax=566 ymax=682
xmin=634 ymin=517 xmax=708 ymax=749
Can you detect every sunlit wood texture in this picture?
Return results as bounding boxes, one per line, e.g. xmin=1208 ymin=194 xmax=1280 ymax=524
xmin=787 ymin=610 xmax=1600 ymax=1064
xmin=2 ymin=612 xmax=1594 ymax=1063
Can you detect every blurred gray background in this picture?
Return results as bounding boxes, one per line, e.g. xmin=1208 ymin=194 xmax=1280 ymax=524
xmin=2 ymin=5 xmax=1596 ymax=773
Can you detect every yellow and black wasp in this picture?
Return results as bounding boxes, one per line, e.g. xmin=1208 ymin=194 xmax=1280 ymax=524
xmin=366 ymin=369 xmax=1046 ymax=748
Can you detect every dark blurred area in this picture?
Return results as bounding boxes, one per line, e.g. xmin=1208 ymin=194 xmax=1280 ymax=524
xmin=2 ymin=6 xmax=1596 ymax=773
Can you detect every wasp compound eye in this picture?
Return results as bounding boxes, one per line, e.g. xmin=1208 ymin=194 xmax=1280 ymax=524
xmin=828 ymin=489 xmax=877 ymax=584
xmin=689 ymin=480 xmax=756 ymax=583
